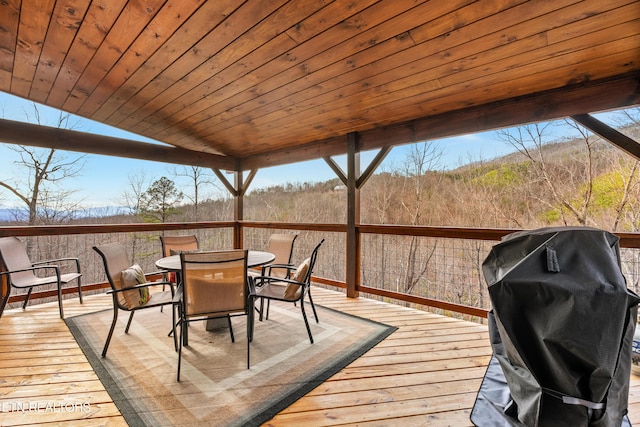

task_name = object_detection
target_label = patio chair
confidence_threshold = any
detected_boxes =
[160,235,199,257]
[159,234,200,304]
[176,250,254,380]
[248,233,297,279]
[253,239,323,344]
[93,243,177,357]
[0,236,83,319]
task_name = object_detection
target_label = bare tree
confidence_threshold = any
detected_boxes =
[118,171,155,258]
[497,121,601,227]
[122,171,151,219]
[360,165,401,296]
[398,142,443,299]
[400,141,443,226]
[171,166,220,221]
[0,105,86,226]
[606,108,640,232]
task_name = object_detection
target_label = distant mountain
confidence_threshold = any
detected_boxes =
[73,206,130,218]
[0,208,27,222]
[0,206,129,222]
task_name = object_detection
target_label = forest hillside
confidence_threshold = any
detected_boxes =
[152,121,640,234]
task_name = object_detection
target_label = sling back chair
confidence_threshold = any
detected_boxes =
[159,234,200,305]
[248,233,297,279]
[176,250,254,380]
[160,235,199,257]
[93,243,177,357]
[159,234,199,284]
[0,236,82,319]
[253,239,323,344]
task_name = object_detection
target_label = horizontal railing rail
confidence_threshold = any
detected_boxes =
[2,221,639,320]
[0,222,236,237]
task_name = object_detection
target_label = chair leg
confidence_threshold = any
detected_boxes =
[77,277,83,304]
[22,287,33,309]
[102,305,119,357]
[171,303,178,352]
[300,301,313,344]
[248,305,254,344]
[265,299,271,320]
[56,281,64,319]
[0,286,11,319]
[227,315,235,343]
[160,273,172,312]
[183,313,189,347]
[168,296,179,338]
[247,297,254,369]
[307,289,319,323]
[124,311,135,333]
[177,318,184,381]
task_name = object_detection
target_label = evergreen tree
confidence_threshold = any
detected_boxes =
[140,177,184,223]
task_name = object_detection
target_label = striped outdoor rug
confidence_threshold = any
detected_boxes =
[66,300,395,427]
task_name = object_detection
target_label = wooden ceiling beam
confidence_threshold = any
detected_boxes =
[241,73,640,171]
[0,118,237,170]
[571,113,640,161]
[358,72,640,151]
[240,135,347,170]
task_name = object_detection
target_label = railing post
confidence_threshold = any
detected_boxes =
[346,132,360,298]
[233,171,243,249]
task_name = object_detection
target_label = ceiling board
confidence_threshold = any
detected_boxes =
[0,0,638,170]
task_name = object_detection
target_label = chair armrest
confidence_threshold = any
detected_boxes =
[144,269,167,277]
[107,280,174,296]
[247,276,257,296]
[32,257,81,273]
[140,280,175,296]
[0,265,60,276]
[32,257,78,265]
[253,275,304,287]
[263,263,295,269]
[262,263,295,277]
[172,284,183,303]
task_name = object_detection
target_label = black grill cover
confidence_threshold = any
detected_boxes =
[471,227,640,426]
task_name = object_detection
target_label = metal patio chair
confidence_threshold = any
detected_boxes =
[253,239,324,344]
[159,234,200,300]
[248,233,297,280]
[0,236,83,319]
[160,235,199,258]
[176,250,254,380]
[93,243,177,357]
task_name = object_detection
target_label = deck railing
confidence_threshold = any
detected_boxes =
[2,222,640,321]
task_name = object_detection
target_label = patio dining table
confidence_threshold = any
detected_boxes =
[154,250,275,272]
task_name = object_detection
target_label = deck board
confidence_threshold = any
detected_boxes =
[0,287,638,426]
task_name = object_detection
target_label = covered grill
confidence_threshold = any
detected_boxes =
[471,227,640,426]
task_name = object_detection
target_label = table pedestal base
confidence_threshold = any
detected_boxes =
[205,317,228,331]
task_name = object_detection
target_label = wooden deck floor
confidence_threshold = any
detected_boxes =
[1,287,639,426]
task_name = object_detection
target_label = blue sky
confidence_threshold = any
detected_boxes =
[0,92,625,208]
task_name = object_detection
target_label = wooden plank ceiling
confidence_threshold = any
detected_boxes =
[0,0,639,171]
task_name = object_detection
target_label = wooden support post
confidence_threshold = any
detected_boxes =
[233,171,243,249]
[346,132,360,298]
[213,168,258,250]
